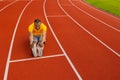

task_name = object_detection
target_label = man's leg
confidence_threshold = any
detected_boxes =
[37,46,43,57]
[37,36,45,57]
[31,36,38,57]
[32,42,38,57]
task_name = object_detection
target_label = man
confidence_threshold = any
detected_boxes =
[28,19,47,57]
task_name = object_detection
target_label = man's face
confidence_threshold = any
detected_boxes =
[34,22,41,30]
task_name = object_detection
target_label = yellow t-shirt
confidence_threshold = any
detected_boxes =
[28,23,47,36]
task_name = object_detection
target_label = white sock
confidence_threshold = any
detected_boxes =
[32,47,37,57]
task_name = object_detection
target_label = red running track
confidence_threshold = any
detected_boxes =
[0,0,120,80]
[0,0,15,10]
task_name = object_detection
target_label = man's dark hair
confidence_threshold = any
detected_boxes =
[34,19,41,23]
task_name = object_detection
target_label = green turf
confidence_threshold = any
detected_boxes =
[84,0,120,17]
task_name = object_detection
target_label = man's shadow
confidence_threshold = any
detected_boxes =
[22,38,33,57]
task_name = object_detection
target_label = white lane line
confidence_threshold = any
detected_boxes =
[69,0,120,32]
[10,54,65,63]
[0,0,17,12]
[3,1,32,80]
[79,0,120,22]
[47,15,67,17]
[43,0,83,80]
[58,0,120,57]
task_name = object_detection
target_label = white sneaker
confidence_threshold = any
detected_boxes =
[32,47,37,57]
[37,47,43,57]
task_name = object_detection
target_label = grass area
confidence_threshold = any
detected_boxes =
[84,0,120,17]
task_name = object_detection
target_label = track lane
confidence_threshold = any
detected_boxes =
[0,0,17,12]
[48,14,120,80]
[71,0,120,30]
[70,0,120,32]
[11,0,63,60]
[0,1,10,9]
[8,56,78,80]
[44,0,82,79]
[0,0,13,10]
[59,0,120,55]
[3,1,32,80]
[58,0,120,79]
[7,0,76,80]
[0,1,29,80]
[44,0,120,79]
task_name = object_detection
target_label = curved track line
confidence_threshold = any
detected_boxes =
[69,0,120,32]
[3,1,32,80]
[80,0,120,21]
[57,0,120,57]
[81,0,120,21]
[43,0,83,80]
[0,0,17,12]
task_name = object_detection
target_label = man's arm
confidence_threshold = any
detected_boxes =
[41,31,46,43]
[29,32,33,45]
[38,31,46,47]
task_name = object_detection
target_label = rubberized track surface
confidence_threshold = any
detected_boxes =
[0,0,120,80]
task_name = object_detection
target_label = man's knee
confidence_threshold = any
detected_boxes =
[37,42,46,48]
[31,41,37,48]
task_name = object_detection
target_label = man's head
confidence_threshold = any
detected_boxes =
[34,19,41,30]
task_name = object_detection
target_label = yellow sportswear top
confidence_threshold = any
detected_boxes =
[28,23,47,36]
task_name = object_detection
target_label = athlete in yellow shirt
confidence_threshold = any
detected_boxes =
[28,19,47,57]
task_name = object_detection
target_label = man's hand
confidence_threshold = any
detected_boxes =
[30,42,33,48]
[38,42,44,47]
